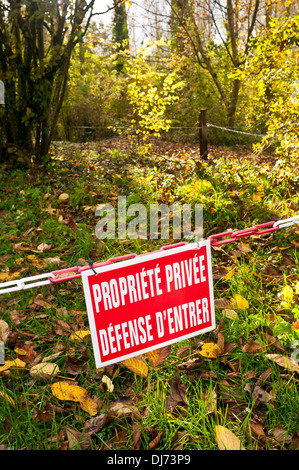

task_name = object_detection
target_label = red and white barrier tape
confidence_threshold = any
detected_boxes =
[0,215,298,295]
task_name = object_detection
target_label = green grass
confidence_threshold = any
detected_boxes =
[0,139,298,450]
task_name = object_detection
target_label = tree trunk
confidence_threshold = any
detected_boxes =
[227,78,241,128]
[168,0,259,129]
[0,0,99,166]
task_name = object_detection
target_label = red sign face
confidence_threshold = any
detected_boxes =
[82,241,215,368]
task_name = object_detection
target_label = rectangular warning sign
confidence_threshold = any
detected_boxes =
[82,241,215,368]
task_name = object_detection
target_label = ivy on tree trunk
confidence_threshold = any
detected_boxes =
[0,0,107,165]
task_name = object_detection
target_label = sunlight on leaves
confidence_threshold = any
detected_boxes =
[280,285,293,308]
[230,294,249,310]
[122,355,148,377]
[69,330,91,341]
[199,343,222,358]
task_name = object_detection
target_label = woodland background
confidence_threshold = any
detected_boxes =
[0,0,299,160]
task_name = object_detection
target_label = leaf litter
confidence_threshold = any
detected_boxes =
[0,139,298,450]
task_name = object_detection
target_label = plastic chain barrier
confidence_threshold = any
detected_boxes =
[0,216,298,295]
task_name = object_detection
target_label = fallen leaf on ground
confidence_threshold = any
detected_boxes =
[237,242,252,253]
[132,422,142,450]
[33,293,52,309]
[32,406,54,422]
[0,320,10,344]
[281,285,293,302]
[230,294,249,310]
[36,243,52,252]
[81,411,116,450]
[65,427,82,449]
[0,390,15,406]
[224,267,235,280]
[242,341,264,354]
[273,426,292,444]
[248,421,266,441]
[252,384,273,405]
[266,354,299,374]
[199,342,222,358]
[146,345,171,367]
[58,193,69,201]
[102,374,114,393]
[222,308,238,320]
[110,401,140,419]
[166,376,188,417]
[30,362,60,381]
[215,425,245,450]
[0,358,26,373]
[15,342,36,362]
[122,355,148,377]
[69,330,91,341]
[149,431,163,450]
[214,298,232,309]
[51,381,98,416]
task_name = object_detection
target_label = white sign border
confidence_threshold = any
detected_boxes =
[81,240,215,368]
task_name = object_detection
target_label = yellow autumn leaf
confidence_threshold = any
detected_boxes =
[0,390,15,406]
[199,343,221,358]
[51,381,97,416]
[122,355,148,377]
[282,285,293,303]
[215,425,245,450]
[295,282,299,295]
[80,396,98,416]
[0,271,20,282]
[14,346,28,356]
[70,330,91,341]
[224,267,235,280]
[0,358,26,372]
[26,254,46,269]
[252,193,262,202]
[230,294,249,310]
[51,381,87,402]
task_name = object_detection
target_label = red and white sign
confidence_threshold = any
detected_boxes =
[82,241,215,368]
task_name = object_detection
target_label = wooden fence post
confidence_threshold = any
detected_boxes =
[199,109,208,160]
